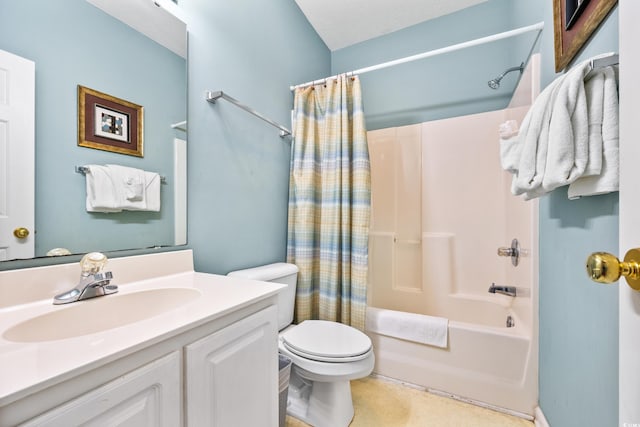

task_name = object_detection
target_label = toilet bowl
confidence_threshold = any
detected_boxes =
[227,263,374,427]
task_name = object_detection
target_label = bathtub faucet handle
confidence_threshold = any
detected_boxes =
[497,238,520,266]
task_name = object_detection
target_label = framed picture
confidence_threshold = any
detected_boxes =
[553,0,617,72]
[78,85,144,157]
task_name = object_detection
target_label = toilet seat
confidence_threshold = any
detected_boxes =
[281,320,372,363]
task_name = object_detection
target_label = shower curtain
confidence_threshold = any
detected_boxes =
[287,74,371,330]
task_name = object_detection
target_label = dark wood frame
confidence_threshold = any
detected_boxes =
[78,85,144,157]
[553,0,617,72]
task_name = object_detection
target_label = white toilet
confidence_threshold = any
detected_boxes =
[228,263,374,427]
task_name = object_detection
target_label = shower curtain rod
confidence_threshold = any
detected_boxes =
[205,90,292,137]
[290,22,545,91]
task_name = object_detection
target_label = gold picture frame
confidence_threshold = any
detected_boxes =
[78,85,144,157]
[553,0,618,72]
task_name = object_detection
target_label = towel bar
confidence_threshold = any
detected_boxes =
[75,166,167,183]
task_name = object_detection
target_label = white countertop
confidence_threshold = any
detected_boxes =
[0,251,284,406]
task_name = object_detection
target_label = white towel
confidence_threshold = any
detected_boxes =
[499,120,520,173]
[541,59,592,192]
[106,164,147,210]
[85,164,161,212]
[85,165,122,213]
[568,66,619,199]
[144,171,161,212]
[509,54,619,200]
[581,67,606,177]
[511,73,566,197]
[365,307,448,348]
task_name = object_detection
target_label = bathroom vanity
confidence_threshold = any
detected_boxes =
[0,250,284,426]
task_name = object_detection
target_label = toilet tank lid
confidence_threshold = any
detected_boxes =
[227,262,298,281]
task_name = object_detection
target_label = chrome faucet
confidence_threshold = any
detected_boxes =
[53,252,117,305]
[488,283,517,297]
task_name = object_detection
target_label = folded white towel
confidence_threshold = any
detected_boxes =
[85,164,161,213]
[499,119,519,139]
[568,66,619,199]
[144,171,161,212]
[365,307,448,348]
[106,164,148,210]
[581,67,606,177]
[85,165,122,213]
[499,120,520,173]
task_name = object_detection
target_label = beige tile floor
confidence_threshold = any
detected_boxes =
[285,376,534,427]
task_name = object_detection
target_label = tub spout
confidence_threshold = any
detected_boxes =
[488,283,517,297]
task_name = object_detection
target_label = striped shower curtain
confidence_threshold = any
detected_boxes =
[286,74,371,331]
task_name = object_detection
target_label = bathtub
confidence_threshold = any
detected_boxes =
[364,55,540,418]
[365,300,537,417]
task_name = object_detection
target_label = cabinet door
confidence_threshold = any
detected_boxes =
[21,351,181,427]
[185,306,278,427]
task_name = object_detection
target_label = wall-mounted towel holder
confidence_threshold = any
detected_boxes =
[205,90,292,138]
[75,166,167,183]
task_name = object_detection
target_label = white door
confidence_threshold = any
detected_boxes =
[618,1,640,425]
[0,49,35,261]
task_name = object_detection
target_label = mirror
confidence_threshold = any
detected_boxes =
[0,0,187,262]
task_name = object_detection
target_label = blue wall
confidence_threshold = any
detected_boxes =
[535,5,619,427]
[0,0,186,258]
[331,0,534,130]
[332,1,619,425]
[180,0,330,274]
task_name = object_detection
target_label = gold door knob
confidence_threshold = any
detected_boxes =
[586,248,640,291]
[13,227,30,239]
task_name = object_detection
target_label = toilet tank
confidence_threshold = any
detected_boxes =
[227,263,298,331]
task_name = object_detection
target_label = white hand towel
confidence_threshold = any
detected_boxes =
[365,307,448,348]
[541,59,591,192]
[568,66,619,199]
[85,165,122,213]
[144,171,161,212]
[499,120,520,173]
[499,119,519,139]
[581,68,606,177]
[106,164,148,210]
[85,165,161,212]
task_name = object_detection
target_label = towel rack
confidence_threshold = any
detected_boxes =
[205,90,292,138]
[171,120,187,132]
[585,53,618,79]
[75,166,167,183]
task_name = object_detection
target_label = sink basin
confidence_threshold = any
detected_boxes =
[3,288,201,342]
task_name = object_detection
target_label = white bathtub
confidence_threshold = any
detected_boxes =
[365,302,537,417]
[365,55,540,418]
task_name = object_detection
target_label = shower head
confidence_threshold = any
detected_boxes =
[487,62,525,90]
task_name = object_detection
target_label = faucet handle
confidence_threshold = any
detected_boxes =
[497,238,520,266]
[80,252,108,276]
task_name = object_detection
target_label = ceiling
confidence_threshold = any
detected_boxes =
[87,0,187,58]
[294,0,488,51]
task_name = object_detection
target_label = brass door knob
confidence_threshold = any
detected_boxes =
[586,248,640,291]
[13,227,30,239]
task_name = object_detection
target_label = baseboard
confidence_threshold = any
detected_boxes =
[371,374,535,421]
[534,406,550,427]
